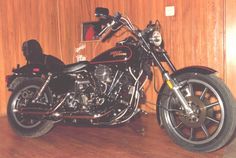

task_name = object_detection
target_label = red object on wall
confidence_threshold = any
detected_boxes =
[85,26,95,40]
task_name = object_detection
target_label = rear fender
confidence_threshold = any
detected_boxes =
[13,64,49,75]
[7,64,48,91]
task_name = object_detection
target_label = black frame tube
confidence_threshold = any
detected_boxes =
[162,52,176,72]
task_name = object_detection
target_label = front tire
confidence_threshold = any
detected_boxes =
[158,73,236,152]
[7,78,54,138]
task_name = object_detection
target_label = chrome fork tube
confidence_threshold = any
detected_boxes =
[163,72,194,116]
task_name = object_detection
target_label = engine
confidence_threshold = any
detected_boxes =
[64,64,133,113]
[65,70,99,112]
[93,64,133,105]
[94,64,113,83]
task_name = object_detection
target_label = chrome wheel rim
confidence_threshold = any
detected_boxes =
[12,85,49,129]
[164,79,225,144]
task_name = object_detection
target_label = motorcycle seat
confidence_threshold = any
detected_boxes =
[62,61,89,73]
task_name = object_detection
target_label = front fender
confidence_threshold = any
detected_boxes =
[170,66,216,77]
[156,66,217,126]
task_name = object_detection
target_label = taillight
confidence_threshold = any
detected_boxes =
[33,68,40,72]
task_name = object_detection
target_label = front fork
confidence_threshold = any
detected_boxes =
[151,50,194,117]
[162,72,194,116]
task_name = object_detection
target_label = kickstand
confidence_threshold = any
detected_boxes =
[127,110,149,136]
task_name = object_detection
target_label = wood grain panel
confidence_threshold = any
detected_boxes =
[0,0,61,116]
[0,0,232,116]
[168,0,224,76]
[225,0,236,95]
[0,0,7,115]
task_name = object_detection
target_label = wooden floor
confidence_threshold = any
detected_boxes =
[0,114,227,158]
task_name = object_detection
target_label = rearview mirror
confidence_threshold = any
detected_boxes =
[95,7,109,18]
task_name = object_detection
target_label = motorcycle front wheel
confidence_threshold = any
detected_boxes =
[158,73,236,152]
[7,78,54,138]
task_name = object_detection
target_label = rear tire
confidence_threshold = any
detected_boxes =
[7,78,54,138]
[158,73,236,152]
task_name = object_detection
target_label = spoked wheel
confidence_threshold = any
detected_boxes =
[159,73,236,152]
[7,79,54,137]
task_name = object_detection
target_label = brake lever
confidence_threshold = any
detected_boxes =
[98,12,122,41]
[98,20,116,38]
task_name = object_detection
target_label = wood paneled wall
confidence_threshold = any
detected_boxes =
[225,0,236,101]
[0,0,235,116]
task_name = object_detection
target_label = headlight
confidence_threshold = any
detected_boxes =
[150,30,162,46]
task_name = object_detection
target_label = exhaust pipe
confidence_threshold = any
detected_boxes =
[16,92,113,120]
[17,93,71,117]
[16,105,113,120]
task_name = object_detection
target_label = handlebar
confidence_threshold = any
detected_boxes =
[97,20,115,37]
[96,10,157,52]
[113,12,122,23]
[97,12,137,42]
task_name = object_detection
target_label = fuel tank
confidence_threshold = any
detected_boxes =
[90,46,133,65]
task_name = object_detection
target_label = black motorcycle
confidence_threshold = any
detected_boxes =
[6,8,236,152]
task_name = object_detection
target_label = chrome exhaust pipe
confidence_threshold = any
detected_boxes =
[17,105,113,120]
[18,93,71,116]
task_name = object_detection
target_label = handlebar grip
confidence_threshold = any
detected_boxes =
[113,12,121,22]
[99,19,117,35]
[97,12,122,41]
[98,26,108,37]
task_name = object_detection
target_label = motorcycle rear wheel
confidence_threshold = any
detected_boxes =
[7,78,54,138]
[159,73,236,152]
